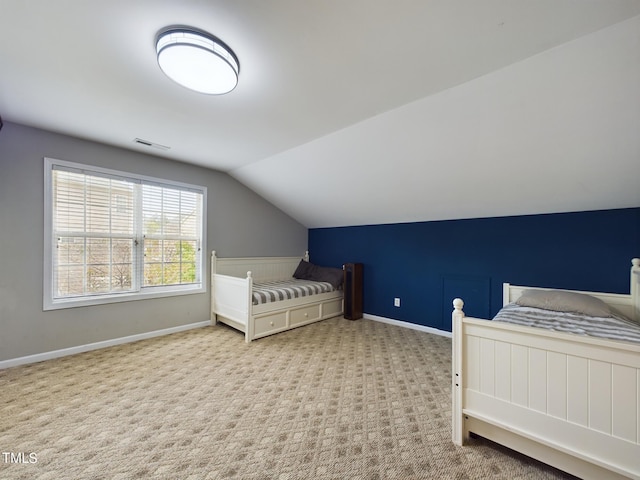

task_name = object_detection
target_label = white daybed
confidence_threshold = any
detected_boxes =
[452,258,640,480]
[211,251,344,342]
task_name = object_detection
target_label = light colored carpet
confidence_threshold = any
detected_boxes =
[0,317,575,479]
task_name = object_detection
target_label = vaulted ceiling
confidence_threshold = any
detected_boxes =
[1,1,639,227]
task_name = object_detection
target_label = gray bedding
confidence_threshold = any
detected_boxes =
[493,303,640,345]
[252,279,336,305]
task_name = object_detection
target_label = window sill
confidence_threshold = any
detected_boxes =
[43,285,206,311]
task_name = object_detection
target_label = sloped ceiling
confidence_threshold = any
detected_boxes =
[1,1,639,228]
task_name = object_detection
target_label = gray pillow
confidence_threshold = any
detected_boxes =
[515,289,612,317]
[293,260,343,289]
[310,266,344,289]
[293,259,315,279]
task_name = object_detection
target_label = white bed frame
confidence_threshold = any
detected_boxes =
[211,251,344,342]
[452,258,640,480]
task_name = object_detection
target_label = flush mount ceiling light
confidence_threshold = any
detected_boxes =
[156,27,239,95]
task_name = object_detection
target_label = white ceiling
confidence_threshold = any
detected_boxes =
[1,1,639,227]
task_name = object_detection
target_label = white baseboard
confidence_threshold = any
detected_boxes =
[2,316,446,370]
[364,314,452,338]
[0,320,212,370]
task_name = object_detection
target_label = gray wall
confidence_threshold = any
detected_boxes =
[0,122,307,361]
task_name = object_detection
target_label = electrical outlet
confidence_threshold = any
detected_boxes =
[394,297,401,307]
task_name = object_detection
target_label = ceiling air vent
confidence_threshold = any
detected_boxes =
[133,138,170,151]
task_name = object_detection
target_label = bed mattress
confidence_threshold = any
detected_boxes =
[252,279,336,305]
[494,303,640,345]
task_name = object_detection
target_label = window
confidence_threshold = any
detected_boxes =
[44,158,206,310]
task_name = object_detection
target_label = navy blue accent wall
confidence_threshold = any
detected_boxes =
[309,208,640,332]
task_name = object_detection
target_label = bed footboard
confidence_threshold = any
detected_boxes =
[212,273,252,331]
[452,299,640,480]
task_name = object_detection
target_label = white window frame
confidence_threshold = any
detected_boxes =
[44,157,207,310]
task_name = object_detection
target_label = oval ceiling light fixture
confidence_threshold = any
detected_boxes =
[156,26,239,95]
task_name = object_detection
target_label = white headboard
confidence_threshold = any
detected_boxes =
[632,257,640,321]
[211,251,309,283]
[503,258,640,322]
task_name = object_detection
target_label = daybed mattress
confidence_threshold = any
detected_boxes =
[252,279,336,305]
[494,303,640,345]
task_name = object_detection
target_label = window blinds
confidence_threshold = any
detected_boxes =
[50,163,203,301]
